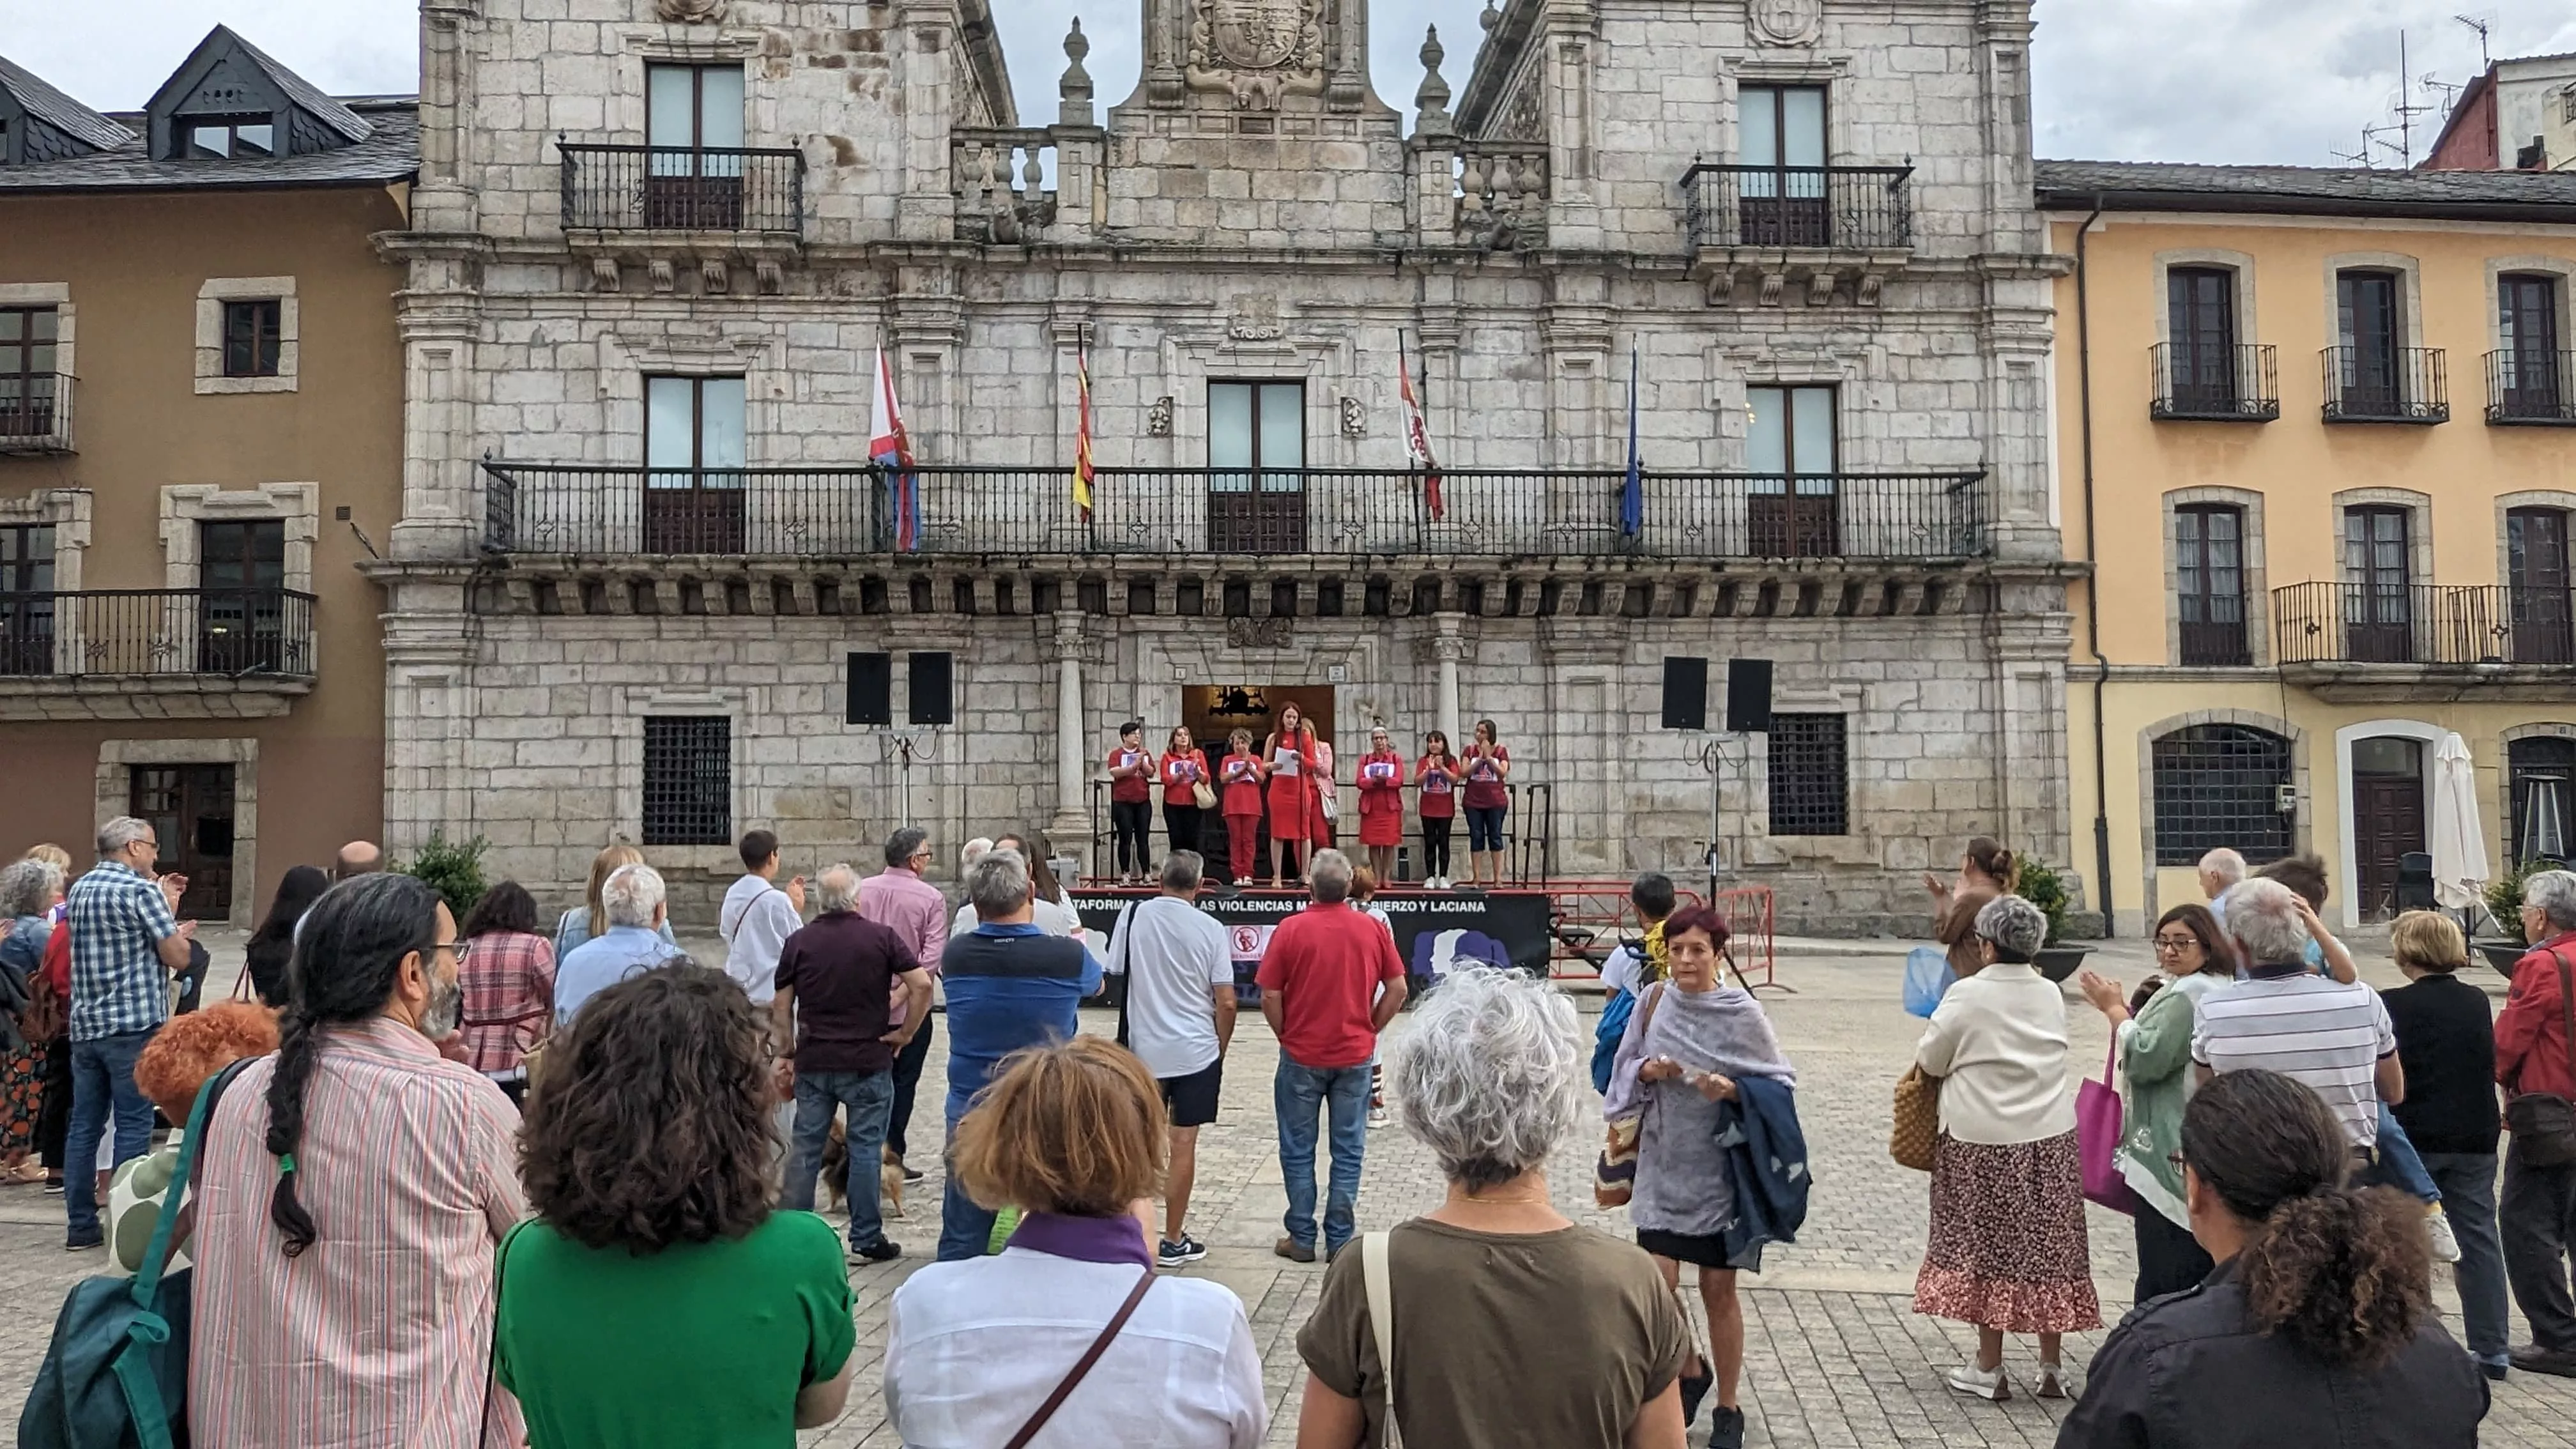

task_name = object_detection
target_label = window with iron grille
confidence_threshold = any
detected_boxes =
[2175,504,2248,666]
[642,716,731,845]
[2150,724,2291,866]
[2509,736,2576,868]
[1767,714,1848,836]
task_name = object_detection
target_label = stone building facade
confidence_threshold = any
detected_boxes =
[376,0,2074,930]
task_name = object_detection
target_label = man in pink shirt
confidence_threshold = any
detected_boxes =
[858,826,948,1177]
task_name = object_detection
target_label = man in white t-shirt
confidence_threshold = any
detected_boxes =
[719,829,807,1006]
[1104,848,1236,1268]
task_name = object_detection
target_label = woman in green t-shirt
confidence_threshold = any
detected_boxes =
[497,967,856,1448]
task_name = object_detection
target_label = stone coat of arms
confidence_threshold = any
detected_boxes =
[1186,0,1326,109]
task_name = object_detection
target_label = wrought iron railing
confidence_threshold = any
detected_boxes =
[2150,342,2280,422]
[0,371,73,453]
[2320,346,2447,423]
[2273,581,2576,667]
[0,588,316,678]
[2179,617,2252,668]
[2487,349,2576,425]
[479,461,1990,560]
[1680,164,1912,250]
[557,142,805,233]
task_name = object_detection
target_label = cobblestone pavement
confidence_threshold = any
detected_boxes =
[6,933,2574,1446]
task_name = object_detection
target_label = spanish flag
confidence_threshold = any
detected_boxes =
[1074,345,1095,523]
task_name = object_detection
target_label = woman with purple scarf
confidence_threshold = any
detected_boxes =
[1602,905,1797,1449]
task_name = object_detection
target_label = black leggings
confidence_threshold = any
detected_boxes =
[1420,817,1453,880]
[1162,802,1203,862]
[1111,799,1152,872]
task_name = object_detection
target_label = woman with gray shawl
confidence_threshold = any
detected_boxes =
[1602,904,1794,1449]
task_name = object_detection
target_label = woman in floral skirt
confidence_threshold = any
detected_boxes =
[1912,894,2099,1401]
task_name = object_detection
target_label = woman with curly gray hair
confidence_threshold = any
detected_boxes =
[1911,893,2098,1402]
[1294,967,1691,1449]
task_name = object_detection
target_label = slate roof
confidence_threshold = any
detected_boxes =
[0,98,415,192]
[0,52,136,152]
[178,25,374,146]
[2034,159,2576,223]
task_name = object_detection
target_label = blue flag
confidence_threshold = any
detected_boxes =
[1620,347,1643,537]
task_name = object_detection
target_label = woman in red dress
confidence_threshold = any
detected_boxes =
[1354,724,1407,885]
[1260,701,1320,885]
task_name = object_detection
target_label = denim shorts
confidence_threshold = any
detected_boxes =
[1466,805,1507,852]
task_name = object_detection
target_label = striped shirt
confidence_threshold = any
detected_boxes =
[189,1016,527,1449]
[63,860,179,1041]
[2192,967,2397,1147]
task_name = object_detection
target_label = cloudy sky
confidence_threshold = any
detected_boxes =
[3,0,2572,166]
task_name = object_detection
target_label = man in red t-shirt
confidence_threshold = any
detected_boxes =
[1256,849,1407,1262]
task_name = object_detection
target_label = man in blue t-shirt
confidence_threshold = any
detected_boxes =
[935,847,1102,1261]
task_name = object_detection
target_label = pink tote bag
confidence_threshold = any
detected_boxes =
[2076,1038,2140,1215]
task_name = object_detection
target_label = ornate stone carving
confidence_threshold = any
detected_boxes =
[1749,0,1823,47]
[1186,0,1325,110]
[1147,396,1174,436]
[1497,68,1545,141]
[1225,617,1296,647]
[1339,395,1366,436]
[654,0,724,22]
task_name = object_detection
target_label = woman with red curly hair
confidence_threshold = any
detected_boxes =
[107,1001,280,1273]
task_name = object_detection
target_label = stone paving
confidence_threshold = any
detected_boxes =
[6,932,2575,1446]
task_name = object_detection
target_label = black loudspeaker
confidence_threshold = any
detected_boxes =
[908,650,954,725]
[1660,657,1708,730]
[846,652,891,725]
[1726,658,1773,733]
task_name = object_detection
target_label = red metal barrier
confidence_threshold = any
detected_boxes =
[1712,885,1780,990]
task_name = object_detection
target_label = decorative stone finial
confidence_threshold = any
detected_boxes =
[1413,26,1453,136]
[1479,1,1500,33]
[1059,17,1096,127]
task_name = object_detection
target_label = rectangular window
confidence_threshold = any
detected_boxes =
[185,116,275,159]
[1738,86,1827,245]
[1206,381,1306,553]
[196,519,288,674]
[0,523,57,677]
[2510,736,2576,866]
[2341,506,2412,663]
[647,65,747,153]
[1745,385,1839,557]
[2509,507,2575,665]
[221,299,282,378]
[2334,270,2404,415]
[642,374,747,553]
[2174,504,2248,666]
[2499,273,2565,419]
[1766,713,1848,836]
[2166,266,2239,402]
[641,716,732,845]
[0,305,59,438]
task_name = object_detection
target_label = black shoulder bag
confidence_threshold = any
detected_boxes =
[2504,949,2576,1168]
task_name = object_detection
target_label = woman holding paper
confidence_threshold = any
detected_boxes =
[1218,729,1266,884]
[1158,724,1212,863]
[1260,701,1321,885]
[1354,725,1407,884]
[1106,720,1154,885]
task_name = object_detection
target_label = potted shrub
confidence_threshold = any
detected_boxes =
[2017,858,2092,983]
[396,830,491,921]
[2476,858,2561,973]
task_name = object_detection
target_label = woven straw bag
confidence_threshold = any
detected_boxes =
[1890,1064,1942,1172]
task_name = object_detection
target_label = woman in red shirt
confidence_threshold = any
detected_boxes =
[1354,724,1407,885]
[1261,701,1321,885]
[1416,730,1462,889]
[1157,724,1211,865]
[1106,721,1153,884]
[1218,728,1266,885]
[1462,719,1513,887]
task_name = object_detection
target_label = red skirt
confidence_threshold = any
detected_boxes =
[1266,775,1310,841]
[1358,796,1402,847]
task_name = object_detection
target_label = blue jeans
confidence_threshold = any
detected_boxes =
[2375,1105,2440,1202]
[1276,1057,1371,1254]
[936,1098,998,1262]
[783,1068,894,1252]
[65,1028,158,1242]
[2420,1151,2510,1362]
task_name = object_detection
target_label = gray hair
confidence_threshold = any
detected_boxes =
[968,848,1031,919]
[2526,869,2576,932]
[1974,894,2048,963]
[2225,877,2309,965]
[0,858,63,918]
[1160,850,1204,894]
[1308,848,1354,905]
[813,864,862,914]
[1389,967,1589,1190]
[884,827,928,870]
[961,837,993,871]
[599,862,666,929]
[2198,848,2247,887]
[96,815,153,857]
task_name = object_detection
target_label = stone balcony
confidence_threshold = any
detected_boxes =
[0,372,75,456]
[1680,163,1915,308]
[555,141,805,288]
[0,587,317,720]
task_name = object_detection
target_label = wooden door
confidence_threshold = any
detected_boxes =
[2511,507,2575,664]
[2336,271,2402,415]
[2342,506,2412,663]
[198,520,285,673]
[130,763,234,918]
[2500,273,2563,418]
[0,523,54,675]
[2350,736,2425,923]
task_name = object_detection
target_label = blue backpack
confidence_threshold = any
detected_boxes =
[1592,986,1636,1093]
[19,1058,251,1449]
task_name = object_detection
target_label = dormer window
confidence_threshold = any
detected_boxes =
[142,26,371,163]
[185,116,275,159]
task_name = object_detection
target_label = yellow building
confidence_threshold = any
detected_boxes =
[2041,162,2576,935]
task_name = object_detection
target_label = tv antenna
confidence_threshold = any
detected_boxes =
[2455,13,2492,72]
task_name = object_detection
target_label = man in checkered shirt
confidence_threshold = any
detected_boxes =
[62,815,197,1252]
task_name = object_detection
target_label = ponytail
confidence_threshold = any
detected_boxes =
[264,1005,323,1254]
[2239,1183,2432,1369]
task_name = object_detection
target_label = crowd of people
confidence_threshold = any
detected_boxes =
[6,814,2574,1448]
[1107,712,1515,889]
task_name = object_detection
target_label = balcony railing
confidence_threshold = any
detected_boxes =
[2321,346,2447,423]
[2488,349,2576,425]
[2179,617,2252,668]
[2150,342,2280,422]
[0,588,317,678]
[0,371,74,454]
[557,142,805,234]
[480,462,1989,560]
[2273,581,2576,667]
[1679,164,1912,250]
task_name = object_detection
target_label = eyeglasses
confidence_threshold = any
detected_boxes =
[431,940,471,968]
[2154,935,2200,953]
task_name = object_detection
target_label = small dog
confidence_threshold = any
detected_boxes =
[818,1117,908,1218]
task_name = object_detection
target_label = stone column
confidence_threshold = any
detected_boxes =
[1434,613,1464,746]
[1050,611,1089,861]
[896,0,958,243]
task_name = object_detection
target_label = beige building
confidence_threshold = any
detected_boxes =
[0,29,412,923]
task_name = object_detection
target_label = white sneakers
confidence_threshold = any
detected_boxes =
[2427,1204,2463,1264]
[1945,1362,2068,1402]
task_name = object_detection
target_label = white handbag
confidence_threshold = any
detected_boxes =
[1361,1230,1405,1448]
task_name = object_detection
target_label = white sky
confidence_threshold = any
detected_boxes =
[2,0,2572,166]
